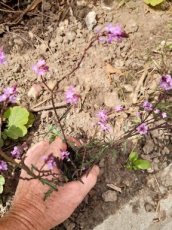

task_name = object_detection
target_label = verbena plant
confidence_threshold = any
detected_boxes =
[0,24,172,199]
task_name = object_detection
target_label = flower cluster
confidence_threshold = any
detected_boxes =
[98,24,127,44]
[0,48,6,64]
[160,75,172,91]
[0,86,17,103]
[43,153,56,170]
[32,59,49,76]
[11,146,23,159]
[65,86,79,105]
[143,101,153,111]
[136,123,148,135]
[61,150,70,160]
[0,160,8,172]
[97,110,110,132]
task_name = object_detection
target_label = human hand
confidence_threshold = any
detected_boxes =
[6,138,99,230]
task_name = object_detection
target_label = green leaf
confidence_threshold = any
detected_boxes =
[134,159,151,170]
[4,106,29,127]
[0,175,5,186]
[3,106,30,139]
[144,0,164,6]
[129,152,138,162]
[0,185,3,194]
[4,125,27,139]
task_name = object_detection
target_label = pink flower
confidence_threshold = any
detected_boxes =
[160,75,172,91]
[162,112,167,118]
[3,87,16,96]
[32,59,49,76]
[11,146,23,159]
[61,150,70,160]
[43,154,56,170]
[98,121,110,132]
[154,109,160,114]
[0,94,8,102]
[143,101,153,111]
[136,123,148,135]
[65,86,79,105]
[97,110,108,122]
[98,24,127,44]
[0,48,6,64]
[0,86,17,104]
[0,160,8,171]
[114,105,124,112]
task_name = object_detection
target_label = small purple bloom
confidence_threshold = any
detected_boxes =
[0,86,17,104]
[114,105,124,112]
[136,123,148,135]
[97,110,108,122]
[43,153,56,170]
[0,160,8,171]
[65,86,79,105]
[0,94,8,102]
[9,94,17,103]
[0,48,6,64]
[11,146,23,159]
[61,150,70,160]
[162,112,167,118]
[3,87,16,97]
[99,24,127,43]
[143,101,153,111]
[32,59,49,76]
[154,109,160,114]
[98,121,110,132]
[160,75,172,91]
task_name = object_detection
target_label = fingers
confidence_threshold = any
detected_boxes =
[65,165,100,203]
[47,137,67,158]
[79,165,100,195]
[67,136,81,147]
[24,141,49,166]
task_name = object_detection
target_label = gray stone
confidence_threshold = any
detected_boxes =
[85,11,97,31]
[125,19,139,34]
[104,92,121,107]
[102,190,117,202]
[143,139,154,154]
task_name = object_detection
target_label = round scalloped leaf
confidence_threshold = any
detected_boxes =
[144,0,164,6]
[4,106,29,127]
[4,125,27,139]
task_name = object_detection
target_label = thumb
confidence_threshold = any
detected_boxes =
[70,165,100,200]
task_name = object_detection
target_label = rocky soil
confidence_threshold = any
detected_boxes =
[0,0,172,229]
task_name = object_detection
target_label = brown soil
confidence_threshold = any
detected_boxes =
[0,0,172,229]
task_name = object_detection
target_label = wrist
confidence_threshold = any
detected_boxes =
[0,212,33,230]
[0,201,50,230]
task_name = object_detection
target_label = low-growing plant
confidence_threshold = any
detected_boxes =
[0,23,172,200]
[126,151,151,170]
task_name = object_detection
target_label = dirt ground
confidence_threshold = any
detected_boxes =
[0,0,172,229]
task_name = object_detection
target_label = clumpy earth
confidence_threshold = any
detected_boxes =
[0,0,172,229]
